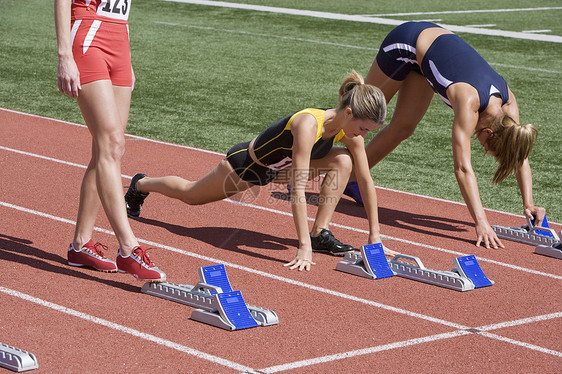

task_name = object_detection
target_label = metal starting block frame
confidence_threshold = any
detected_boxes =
[492,217,559,246]
[534,241,562,260]
[336,245,493,292]
[389,254,493,291]
[0,343,38,372]
[141,264,278,331]
[336,243,396,279]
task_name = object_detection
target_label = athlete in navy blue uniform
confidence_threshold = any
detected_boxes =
[351,21,543,249]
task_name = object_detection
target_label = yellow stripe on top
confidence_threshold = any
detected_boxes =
[252,108,346,167]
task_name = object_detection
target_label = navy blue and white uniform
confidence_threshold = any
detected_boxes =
[376,21,509,112]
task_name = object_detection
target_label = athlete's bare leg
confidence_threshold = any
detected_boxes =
[75,80,139,256]
[136,159,255,205]
[364,67,435,169]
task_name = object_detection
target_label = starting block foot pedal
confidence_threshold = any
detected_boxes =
[453,255,494,288]
[534,241,562,260]
[198,264,233,293]
[388,254,493,291]
[191,290,259,330]
[141,264,278,330]
[336,243,395,279]
[0,343,38,372]
[492,216,559,246]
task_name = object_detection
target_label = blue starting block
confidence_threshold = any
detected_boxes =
[336,249,494,291]
[141,264,278,331]
[214,291,259,330]
[199,264,234,293]
[453,255,494,288]
[492,216,559,246]
[336,243,396,279]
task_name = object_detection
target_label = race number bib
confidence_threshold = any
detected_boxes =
[97,0,130,21]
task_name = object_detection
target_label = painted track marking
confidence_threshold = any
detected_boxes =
[160,0,562,43]
[1,109,561,370]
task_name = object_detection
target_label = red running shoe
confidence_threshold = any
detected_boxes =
[116,246,166,282]
[68,239,118,272]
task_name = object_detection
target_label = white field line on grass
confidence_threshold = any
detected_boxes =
[0,286,258,373]
[1,202,561,371]
[2,145,560,281]
[160,0,562,43]
[154,21,561,75]
[365,7,562,17]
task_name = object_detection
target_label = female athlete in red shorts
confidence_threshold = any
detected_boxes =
[55,0,165,281]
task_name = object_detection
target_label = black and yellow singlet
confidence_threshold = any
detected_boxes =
[226,108,345,186]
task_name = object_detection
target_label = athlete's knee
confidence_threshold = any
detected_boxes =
[333,151,353,171]
[177,182,206,205]
[96,131,126,162]
[387,121,417,142]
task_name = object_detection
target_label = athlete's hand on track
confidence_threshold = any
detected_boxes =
[57,55,81,98]
[475,222,504,249]
[284,249,316,271]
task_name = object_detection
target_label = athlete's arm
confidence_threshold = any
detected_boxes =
[341,135,398,257]
[341,135,381,242]
[54,0,81,98]
[449,83,504,249]
[504,88,546,223]
[284,113,317,271]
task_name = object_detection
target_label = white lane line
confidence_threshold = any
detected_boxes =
[1,127,561,282]
[1,143,559,281]
[258,330,471,373]
[478,311,562,332]
[0,286,258,373]
[159,0,562,43]
[155,21,379,51]
[480,331,562,357]
[365,7,562,17]
[155,21,560,73]
[0,200,467,330]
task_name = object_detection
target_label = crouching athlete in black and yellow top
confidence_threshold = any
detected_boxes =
[125,71,397,271]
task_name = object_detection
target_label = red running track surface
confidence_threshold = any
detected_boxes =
[0,108,560,373]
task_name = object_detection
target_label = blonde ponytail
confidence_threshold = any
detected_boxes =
[480,115,538,184]
[338,70,386,124]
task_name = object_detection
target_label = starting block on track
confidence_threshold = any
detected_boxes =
[335,243,396,279]
[388,254,493,291]
[492,216,559,246]
[336,245,493,291]
[534,241,562,260]
[0,343,38,372]
[141,264,278,331]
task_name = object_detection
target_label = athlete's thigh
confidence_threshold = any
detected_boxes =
[77,80,129,137]
[390,72,434,130]
[112,85,132,132]
[365,59,402,104]
[193,159,255,201]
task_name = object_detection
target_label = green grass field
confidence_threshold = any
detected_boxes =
[1,0,561,222]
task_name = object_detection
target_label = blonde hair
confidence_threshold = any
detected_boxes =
[475,114,538,184]
[338,70,386,124]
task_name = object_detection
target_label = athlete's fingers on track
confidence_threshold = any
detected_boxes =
[284,258,315,271]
